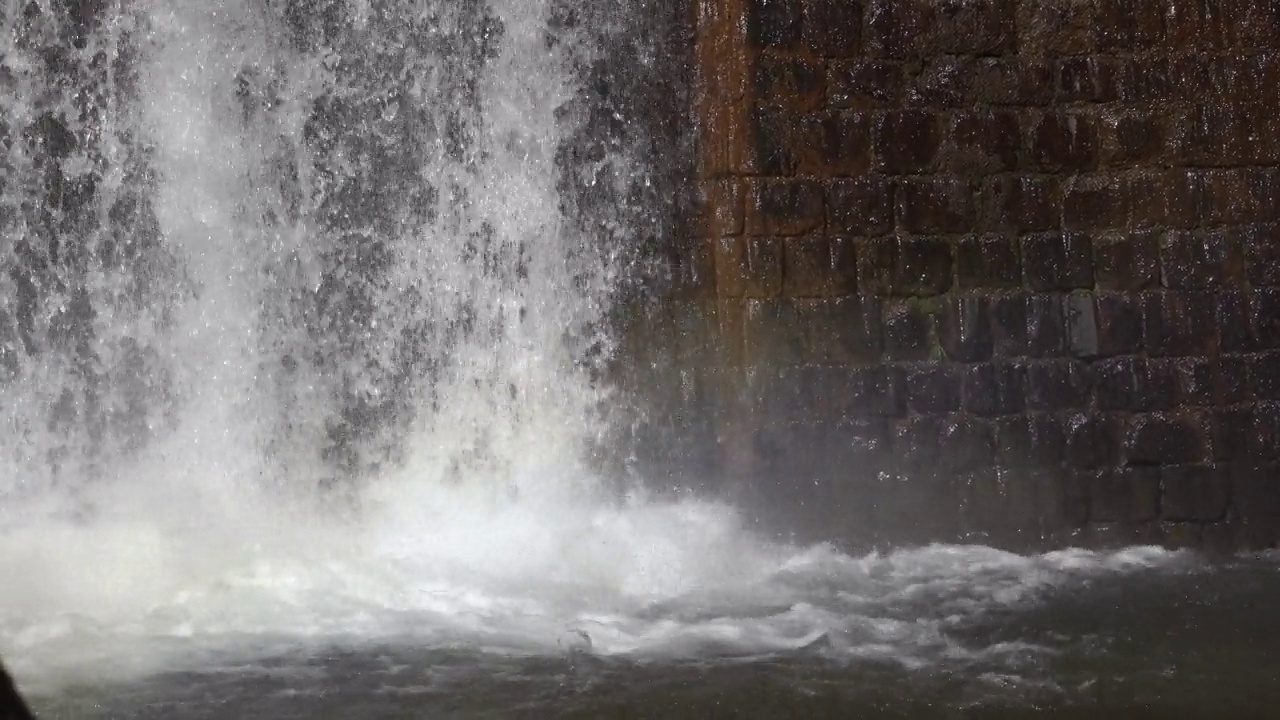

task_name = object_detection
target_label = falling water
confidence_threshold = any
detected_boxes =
[0,0,1210,714]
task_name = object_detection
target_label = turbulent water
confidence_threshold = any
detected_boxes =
[0,1,1269,717]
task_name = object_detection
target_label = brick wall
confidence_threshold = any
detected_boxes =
[620,0,1280,552]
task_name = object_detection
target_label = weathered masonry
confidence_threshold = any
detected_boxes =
[619,0,1280,552]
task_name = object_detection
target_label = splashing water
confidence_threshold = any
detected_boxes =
[0,0,1196,704]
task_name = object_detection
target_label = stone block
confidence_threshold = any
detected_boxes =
[1023,232,1094,291]
[1065,293,1099,359]
[933,0,1015,54]
[1095,356,1179,412]
[1251,351,1280,401]
[754,56,825,112]
[964,362,1026,417]
[1219,290,1260,353]
[1244,223,1280,286]
[802,0,862,56]
[1254,290,1280,350]
[1101,111,1169,167]
[827,177,894,235]
[746,0,802,50]
[1065,413,1123,468]
[827,60,902,109]
[980,176,1059,234]
[1130,57,1175,101]
[1029,111,1099,172]
[1210,406,1274,462]
[1094,231,1159,291]
[906,57,971,108]
[1093,0,1166,49]
[996,414,1065,468]
[838,365,906,419]
[747,179,824,236]
[1232,464,1280,540]
[1016,0,1096,55]
[1158,230,1241,289]
[1125,413,1207,466]
[1095,293,1146,353]
[948,110,1020,173]
[875,110,942,174]
[866,0,933,58]
[992,292,1066,358]
[799,111,873,176]
[1170,357,1216,406]
[938,415,997,472]
[1218,354,1251,404]
[957,235,1022,289]
[905,365,961,415]
[669,238,718,300]
[696,178,744,238]
[744,299,806,366]
[749,107,801,175]
[800,296,884,364]
[940,294,993,362]
[897,177,975,234]
[1088,467,1160,523]
[882,299,935,361]
[893,416,944,472]
[1160,465,1229,522]
[1057,56,1131,103]
[715,236,783,298]
[783,235,830,298]
[1142,291,1217,357]
[1025,360,1092,411]
[860,236,954,297]
[1062,174,1129,231]
[969,57,1054,105]
[1156,169,1201,230]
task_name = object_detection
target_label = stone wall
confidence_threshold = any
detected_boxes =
[619,0,1280,552]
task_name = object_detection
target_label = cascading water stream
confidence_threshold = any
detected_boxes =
[0,0,1195,708]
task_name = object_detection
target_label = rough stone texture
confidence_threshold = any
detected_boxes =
[621,0,1280,553]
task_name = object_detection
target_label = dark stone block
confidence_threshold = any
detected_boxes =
[898,177,975,234]
[933,0,1015,54]
[1095,293,1144,355]
[1126,413,1207,466]
[1089,467,1161,523]
[749,108,801,175]
[1171,357,1216,406]
[1232,464,1280,541]
[893,416,943,472]
[957,235,1021,289]
[875,110,942,174]
[802,0,863,56]
[744,300,806,366]
[1094,0,1166,49]
[747,0,803,50]
[1219,355,1251,404]
[940,294,993,362]
[860,236,954,296]
[838,365,906,419]
[1057,55,1132,103]
[799,111,872,176]
[939,415,996,472]
[800,296,884,364]
[882,300,935,361]
[905,365,961,415]
[1095,357,1179,412]
[906,56,971,108]
[866,0,933,58]
[827,177,894,236]
[1244,223,1280,287]
[1026,360,1092,411]
[828,60,902,109]
[1094,231,1159,291]
[950,110,1020,173]
[1023,232,1094,291]
[981,176,1059,234]
[1255,290,1280,350]
[1063,175,1129,231]
[1016,0,1096,55]
[1065,413,1123,468]
[1159,230,1241,289]
[996,414,1065,468]
[965,362,1027,417]
[1103,112,1168,167]
[1161,465,1229,522]
[970,57,1055,105]
[1143,291,1216,357]
[1219,290,1259,353]
[783,236,833,298]
[747,179,824,236]
[992,293,1066,358]
[1030,112,1099,172]
[755,56,825,112]
[697,179,745,239]
[715,237,783,298]
[1251,351,1280,401]
[1065,293,1099,359]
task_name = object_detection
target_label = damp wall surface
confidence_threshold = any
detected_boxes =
[618,0,1280,553]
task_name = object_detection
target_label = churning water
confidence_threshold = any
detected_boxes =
[0,1,1275,717]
